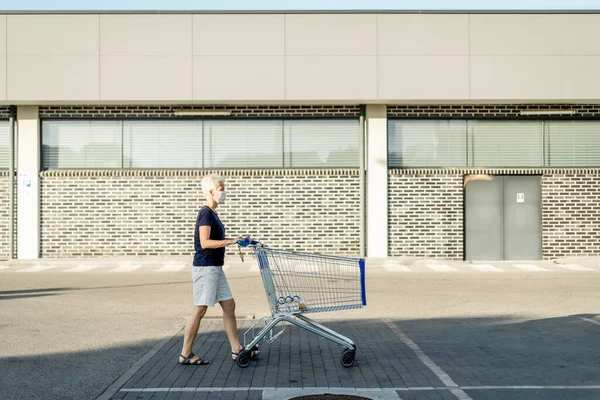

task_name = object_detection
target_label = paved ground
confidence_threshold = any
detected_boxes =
[2,255,599,274]
[0,256,599,400]
[109,314,600,400]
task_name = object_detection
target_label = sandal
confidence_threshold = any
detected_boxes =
[231,346,260,361]
[178,353,209,365]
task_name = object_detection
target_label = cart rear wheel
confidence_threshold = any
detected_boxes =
[236,350,251,368]
[340,348,355,367]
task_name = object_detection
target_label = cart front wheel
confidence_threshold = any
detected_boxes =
[236,350,251,368]
[340,348,355,367]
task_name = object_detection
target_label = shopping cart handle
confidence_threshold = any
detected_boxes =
[237,238,260,247]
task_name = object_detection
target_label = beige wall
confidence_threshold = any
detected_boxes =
[2,12,600,103]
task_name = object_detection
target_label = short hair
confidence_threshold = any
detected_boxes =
[201,174,225,197]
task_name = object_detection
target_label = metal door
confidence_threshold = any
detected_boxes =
[465,175,541,260]
[465,176,503,260]
[503,176,542,260]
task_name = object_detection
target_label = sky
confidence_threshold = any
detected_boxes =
[1,0,600,11]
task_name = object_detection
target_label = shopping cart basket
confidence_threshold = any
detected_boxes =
[234,239,366,368]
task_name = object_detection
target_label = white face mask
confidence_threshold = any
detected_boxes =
[214,191,226,204]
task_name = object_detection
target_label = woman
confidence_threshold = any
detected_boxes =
[178,174,259,365]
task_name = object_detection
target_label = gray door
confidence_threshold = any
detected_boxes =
[465,175,541,260]
[465,176,503,260]
[503,176,542,260]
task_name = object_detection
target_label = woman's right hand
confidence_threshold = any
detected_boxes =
[230,236,244,246]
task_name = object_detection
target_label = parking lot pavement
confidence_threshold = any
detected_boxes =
[103,312,600,400]
[2,255,599,275]
[0,265,599,400]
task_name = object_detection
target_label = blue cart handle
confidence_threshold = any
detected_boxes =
[237,238,260,247]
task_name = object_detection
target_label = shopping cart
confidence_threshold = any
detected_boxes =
[234,239,366,368]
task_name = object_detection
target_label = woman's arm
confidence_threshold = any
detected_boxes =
[199,225,241,249]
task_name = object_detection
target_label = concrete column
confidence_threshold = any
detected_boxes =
[366,105,388,257]
[17,106,40,259]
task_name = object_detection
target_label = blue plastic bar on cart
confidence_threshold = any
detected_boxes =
[359,258,366,306]
[237,238,260,247]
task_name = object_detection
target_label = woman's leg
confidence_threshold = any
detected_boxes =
[220,298,260,359]
[219,298,243,353]
[180,305,208,361]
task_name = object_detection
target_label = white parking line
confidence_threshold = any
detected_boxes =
[470,264,503,272]
[462,385,600,390]
[110,264,142,272]
[0,266,9,270]
[425,263,458,272]
[555,264,596,271]
[17,266,55,273]
[578,316,600,326]
[383,263,411,272]
[249,262,260,272]
[383,319,473,400]
[156,264,187,272]
[64,265,100,273]
[118,385,600,393]
[512,264,551,272]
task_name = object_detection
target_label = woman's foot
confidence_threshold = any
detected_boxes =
[178,353,209,365]
[231,346,260,360]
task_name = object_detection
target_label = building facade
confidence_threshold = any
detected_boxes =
[0,11,599,260]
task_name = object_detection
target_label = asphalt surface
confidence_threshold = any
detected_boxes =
[0,257,599,400]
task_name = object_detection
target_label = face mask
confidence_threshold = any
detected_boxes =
[214,191,226,204]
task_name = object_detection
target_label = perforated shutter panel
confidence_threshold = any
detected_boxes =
[0,121,8,168]
[42,120,122,169]
[468,121,543,167]
[204,120,283,168]
[283,120,360,167]
[388,120,467,167]
[546,121,600,167]
[123,120,202,168]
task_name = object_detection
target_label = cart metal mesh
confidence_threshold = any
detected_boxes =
[234,240,366,368]
[252,247,366,315]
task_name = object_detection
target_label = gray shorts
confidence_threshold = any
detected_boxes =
[192,266,233,307]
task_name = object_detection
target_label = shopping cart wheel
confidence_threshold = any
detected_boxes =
[340,348,356,367]
[235,349,252,368]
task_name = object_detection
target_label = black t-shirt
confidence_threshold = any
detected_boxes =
[193,206,226,267]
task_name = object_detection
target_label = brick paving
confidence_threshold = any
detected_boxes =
[108,315,600,400]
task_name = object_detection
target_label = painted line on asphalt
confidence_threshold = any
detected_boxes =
[120,387,429,396]
[512,264,551,272]
[121,387,265,393]
[383,319,473,400]
[110,264,142,272]
[425,263,458,272]
[249,262,260,272]
[578,317,600,326]
[157,263,187,272]
[383,263,411,272]
[470,264,503,272]
[0,266,9,270]
[119,385,600,394]
[463,385,600,390]
[555,264,596,271]
[17,266,55,273]
[64,265,100,272]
